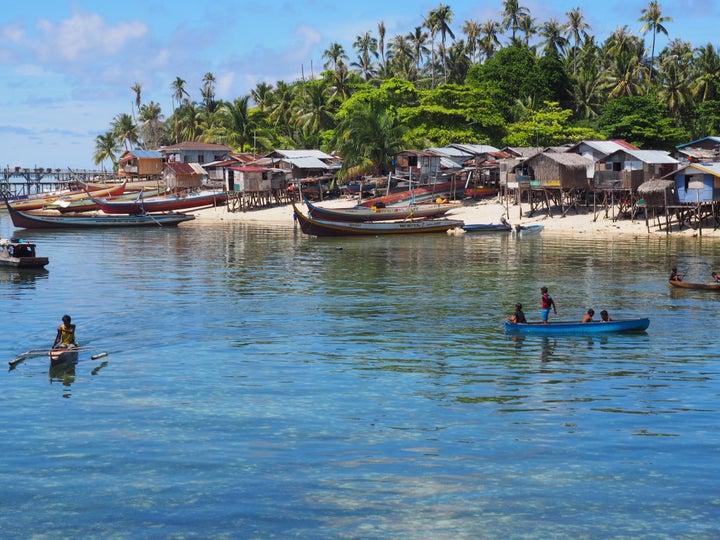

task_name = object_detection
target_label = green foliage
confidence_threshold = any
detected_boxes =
[594,95,690,149]
[503,101,602,146]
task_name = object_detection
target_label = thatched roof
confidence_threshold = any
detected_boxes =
[638,179,674,194]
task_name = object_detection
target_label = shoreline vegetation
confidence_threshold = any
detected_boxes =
[191,196,720,239]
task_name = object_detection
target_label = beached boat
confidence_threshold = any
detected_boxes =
[514,224,544,235]
[4,199,196,229]
[461,219,513,232]
[46,186,165,213]
[293,204,464,237]
[91,189,226,214]
[505,318,650,335]
[0,238,49,268]
[304,196,460,222]
[7,182,127,211]
[465,186,499,198]
[358,180,460,208]
[668,280,720,291]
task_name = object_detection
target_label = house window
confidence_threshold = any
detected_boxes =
[198,155,205,164]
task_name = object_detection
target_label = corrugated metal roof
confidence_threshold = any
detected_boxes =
[282,156,331,169]
[450,143,501,155]
[683,162,720,177]
[675,136,720,149]
[161,142,232,152]
[189,163,208,175]
[427,146,473,158]
[166,162,200,174]
[616,149,679,164]
[272,149,334,160]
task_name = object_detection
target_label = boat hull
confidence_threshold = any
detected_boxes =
[668,280,720,291]
[462,223,512,232]
[8,182,127,211]
[304,197,459,222]
[0,238,49,268]
[49,347,79,366]
[93,191,226,214]
[293,204,464,237]
[6,204,196,229]
[505,318,650,335]
[358,181,459,207]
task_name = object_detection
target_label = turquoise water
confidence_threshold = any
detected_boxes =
[1,216,719,539]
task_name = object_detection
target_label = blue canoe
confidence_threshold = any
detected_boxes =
[505,318,650,335]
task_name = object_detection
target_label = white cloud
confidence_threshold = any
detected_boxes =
[32,11,148,63]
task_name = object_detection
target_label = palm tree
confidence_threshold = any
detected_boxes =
[322,42,348,72]
[333,101,406,178]
[251,82,274,111]
[377,21,387,74]
[408,26,430,77]
[201,72,216,109]
[130,82,142,123]
[171,76,190,111]
[111,113,138,151]
[137,101,166,149]
[432,3,455,83]
[351,31,378,81]
[518,14,537,47]
[539,19,568,56]
[462,20,481,64]
[423,9,439,87]
[639,0,672,82]
[93,131,120,171]
[479,20,503,62]
[565,7,590,74]
[692,43,720,102]
[445,40,472,84]
[388,34,417,80]
[501,0,529,42]
[218,95,254,151]
[170,77,190,143]
[295,81,336,133]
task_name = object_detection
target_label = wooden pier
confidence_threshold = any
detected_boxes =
[1,167,112,197]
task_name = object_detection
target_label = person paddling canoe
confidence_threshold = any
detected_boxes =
[52,314,77,349]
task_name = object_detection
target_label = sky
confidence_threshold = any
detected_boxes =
[1,0,717,171]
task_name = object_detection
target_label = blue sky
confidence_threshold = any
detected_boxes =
[0,0,716,170]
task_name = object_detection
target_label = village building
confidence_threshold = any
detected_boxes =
[161,142,232,165]
[163,161,206,191]
[673,136,720,163]
[117,150,164,179]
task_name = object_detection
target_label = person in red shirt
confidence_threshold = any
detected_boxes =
[540,286,557,323]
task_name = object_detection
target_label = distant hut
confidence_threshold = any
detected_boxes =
[522,152,593,190]
[118,150,163,178]
[637,179,677,207]
[163,162,205,191]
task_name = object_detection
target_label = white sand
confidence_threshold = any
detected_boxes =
[192,196,720,238]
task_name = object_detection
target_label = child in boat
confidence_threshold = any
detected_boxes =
[540,287,557,324]
[712,272,720,283]
[52,314,77,349]
[600,310,612,322]
[670,267,683,281]
[508,303,527,324]
[582,309,595,323]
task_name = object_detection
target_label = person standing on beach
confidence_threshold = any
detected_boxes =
[52,314,77,349]
[540,287,557,324]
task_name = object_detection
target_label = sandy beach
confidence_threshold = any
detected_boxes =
[192,196,720,238]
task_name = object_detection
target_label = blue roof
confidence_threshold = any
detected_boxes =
[675,136,720,149]
[130,150,163,158]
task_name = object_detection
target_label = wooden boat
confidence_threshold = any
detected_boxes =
[304,196,460,222]
[4,199,196,229]
[91,189,226,214]
[49,346,79,366]
[505,318,650,335]
[668,280,720,291]
[0,238,49,268]
[462,219,512,232]
[46,186,165,213]
[358,180,459,208]
[465,186,499,198]
[293,204,464,237]
[8,182,127,211]
[514,224,544,235]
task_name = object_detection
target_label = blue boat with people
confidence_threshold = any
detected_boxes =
[505,318,650,335]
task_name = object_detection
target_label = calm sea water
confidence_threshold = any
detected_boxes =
[1,214,719,539]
